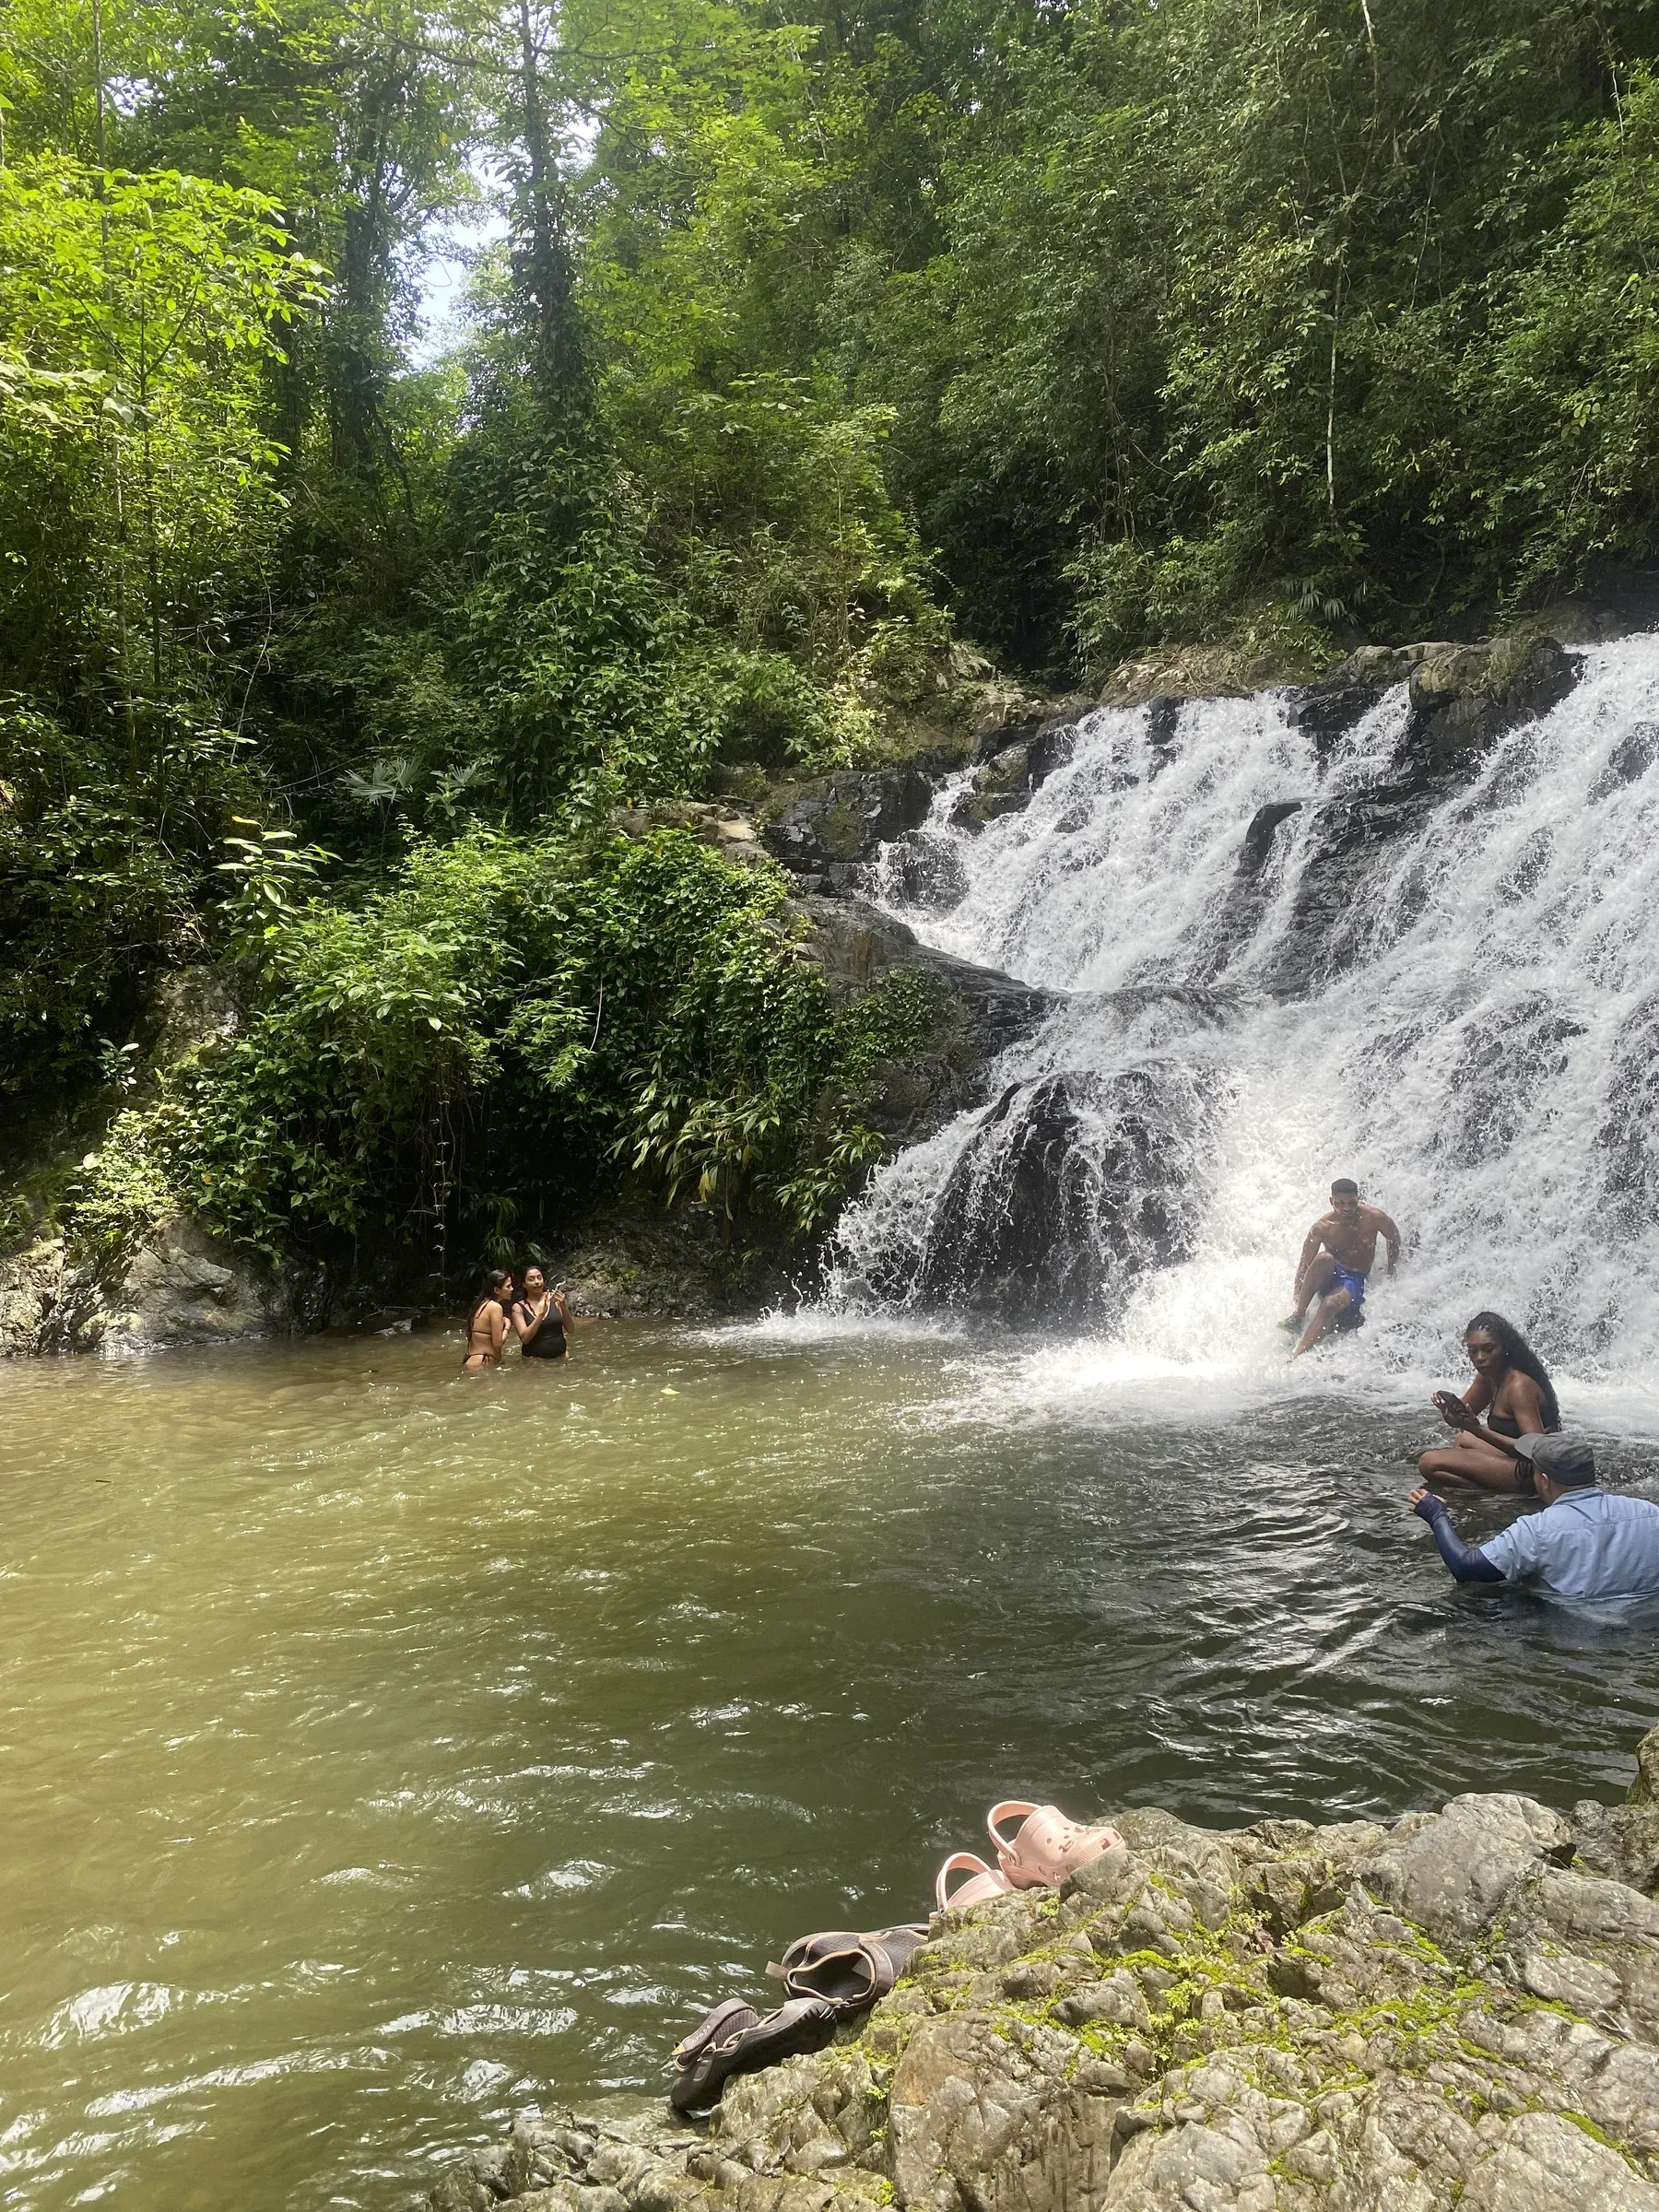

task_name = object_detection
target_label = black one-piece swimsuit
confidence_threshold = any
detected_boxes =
[516,1300,567,1359]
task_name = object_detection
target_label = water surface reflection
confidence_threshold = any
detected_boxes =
[3,1322,1656,2211]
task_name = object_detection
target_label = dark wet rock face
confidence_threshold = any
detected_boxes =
[792,898,1054,1034]
[1287,677,1391,761]
[1596,988,1659,1235]
[837,994,1226,1322]
[790,898,1061,1154]
[1592,723,1659,802]
[949,710,1088,832]
[1403,636,1577,775]
[881,832,969,912]
[1438,995,1588,1169]
[949,738,1037,830]
[1264,633,1581,1001]
[430,1734,1659,2212]
[1191,803,1308,982]
[1240,800,1305,871]
[762,770,937,888]
[1145,693,1182,771]
[905,1066,1198,1316]
[1286,635,1576,782]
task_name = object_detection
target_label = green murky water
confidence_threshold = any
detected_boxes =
[4,1319,1657,2212]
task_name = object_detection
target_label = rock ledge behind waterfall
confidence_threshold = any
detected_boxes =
[429,1734,1659,2212]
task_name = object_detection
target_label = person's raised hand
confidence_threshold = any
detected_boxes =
[1433,1390,1475,1431]
[1408,1485,1430,1510]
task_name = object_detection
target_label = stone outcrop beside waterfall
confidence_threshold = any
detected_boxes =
[1253,631,1583,1000]
[791,896,1061,1152]
[428,1732,1659,2212]
[757,703,1092,887]
[1290,634,1579,777]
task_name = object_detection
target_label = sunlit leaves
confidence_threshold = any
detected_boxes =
[0,159,326,748]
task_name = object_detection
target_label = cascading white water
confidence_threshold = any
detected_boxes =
[826,635,1659,1419]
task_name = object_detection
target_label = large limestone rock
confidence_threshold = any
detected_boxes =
[1,1215,286,1357]
[431,1772,1659,2212]
[1359,1791,1573,1941]
[98,1216,276,1354]
[0,1235,100,1354]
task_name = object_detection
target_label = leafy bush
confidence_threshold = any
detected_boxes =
[71,828,947,1277]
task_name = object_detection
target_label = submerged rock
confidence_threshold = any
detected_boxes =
[430,1730,1659,2212]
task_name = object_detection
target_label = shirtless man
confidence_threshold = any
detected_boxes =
[1283,1179,1401,1357]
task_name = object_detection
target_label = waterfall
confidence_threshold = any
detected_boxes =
[825,635,1659,1411]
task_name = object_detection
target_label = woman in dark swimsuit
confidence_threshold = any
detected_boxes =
[1418,1310,1560,1494]
[511,1265,571,1363]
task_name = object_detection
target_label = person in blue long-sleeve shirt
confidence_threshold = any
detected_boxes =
[1411,1433,1659,1605]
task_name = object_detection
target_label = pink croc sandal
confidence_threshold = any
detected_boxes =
[935,1851,1014,1912]
[987,1801,1124,1889]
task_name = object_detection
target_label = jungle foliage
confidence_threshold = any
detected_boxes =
[76,830,949,1272]
[4,0,1659,1277]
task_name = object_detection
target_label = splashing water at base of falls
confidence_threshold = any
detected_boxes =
[826,635,1659,1426]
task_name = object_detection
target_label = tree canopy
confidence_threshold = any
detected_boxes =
[5,0,1658,1284]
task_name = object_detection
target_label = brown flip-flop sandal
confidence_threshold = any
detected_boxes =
[667,1994,837,2112]
[765,1924,928,2016]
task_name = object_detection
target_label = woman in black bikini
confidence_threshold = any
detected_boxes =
[463,1270,513,1371]
[1418,1310,1560,1494]
[511,1265,572,1363]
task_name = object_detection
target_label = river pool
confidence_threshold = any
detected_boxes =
[5,1319,1659,2212]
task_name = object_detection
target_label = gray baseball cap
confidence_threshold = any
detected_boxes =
[1514,1432,1597,1486]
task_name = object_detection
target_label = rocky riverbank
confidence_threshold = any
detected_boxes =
[430,1726,1659,2212]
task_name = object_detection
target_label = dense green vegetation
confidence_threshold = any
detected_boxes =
[4,0,1658,1291]
[76,828,948,1275]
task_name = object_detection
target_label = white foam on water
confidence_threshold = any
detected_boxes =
[703,1307,970,1350]
[828,636,1659,1431]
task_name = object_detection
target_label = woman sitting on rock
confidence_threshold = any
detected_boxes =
[1418,1310,1560,1493]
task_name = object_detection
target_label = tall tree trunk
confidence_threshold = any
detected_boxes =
[514,0,585,418]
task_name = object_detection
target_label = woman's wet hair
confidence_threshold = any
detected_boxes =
[1465,1310,1560,1431]
[468,1269,512,1327]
